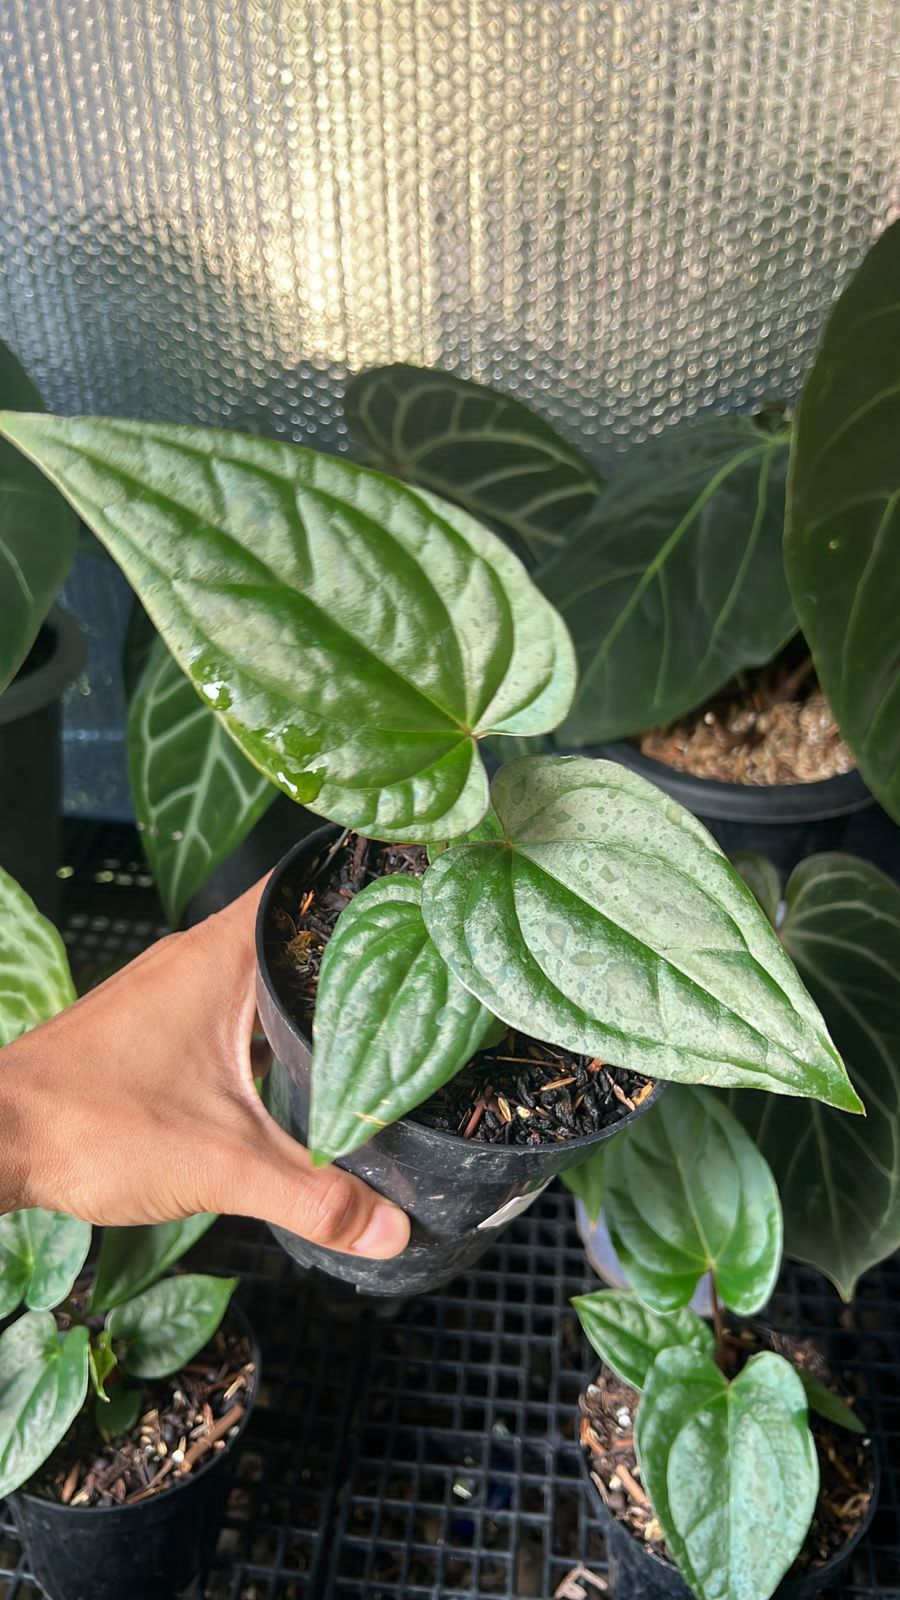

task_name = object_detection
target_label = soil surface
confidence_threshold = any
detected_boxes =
[579,1326,874,1572]
[31,1323,254,1508]
[272,831,654,1146]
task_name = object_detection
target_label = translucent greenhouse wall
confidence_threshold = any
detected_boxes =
[0,0,897,814]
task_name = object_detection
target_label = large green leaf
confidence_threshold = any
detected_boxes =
[0,1313,90,1497]
[573,1289,713,1391]
[90,1214,217,1313]
[310,877,498,1164]
[422,757,860,1111]
[0,413,575,842]
[636,1348,817,1600]
[538,419,793,744]
[344,364,603,563]
[107,1273,237,1379]
[731,853,900,1299]
[0,865,76,1046]
[128,638,276,924]
[602,1086,782,1314]
[0,340,78,692]
[785,220,900,822]
[0,1210,91,1316]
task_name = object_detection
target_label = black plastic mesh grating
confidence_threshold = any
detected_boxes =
[0,825,897,1599]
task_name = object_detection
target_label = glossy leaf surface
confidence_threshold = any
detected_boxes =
[0,341,78,691]
[636,1348,817,1600]
[785,220,900,821]
[128,639,276,924]
[345,364,602,563]
[422,757,859,1110]
[603,1086,782,1314]
[0,1210,91,1317]
[0,1314,90,1498]
[310,877,497,1163]
[731,852,782,929]
[732,853,900,1299]
[108,1273,237,1379]
[538,419,793,743]
[90,1215,217,1314]
[0,413,575,842]
[0,866,76,1047]
[573,1289,713,1391]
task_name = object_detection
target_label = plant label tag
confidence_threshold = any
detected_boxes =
[476,1180,552,1232]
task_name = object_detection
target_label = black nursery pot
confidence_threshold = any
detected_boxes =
[8,1307,259,1600]
[256,827,664,1298]
[0,607,85,919]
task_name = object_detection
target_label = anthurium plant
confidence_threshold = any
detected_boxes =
[572,1085,868,1600]
[0,412,863,1168]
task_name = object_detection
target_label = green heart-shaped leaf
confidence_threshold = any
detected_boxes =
[785,219,900,822]
[573,1289,713,1391]
[731,852,900,1300]
[0,1313,90,1497]
[603,1087,782,1314]
[345,364,603,563]
[636,1348,818,1600]
[422,756,860,1111]
[0,866,76,1047]
[538,418,794,744]
[128,639,276,924]
[0,341,78,692]
[0,413,575,842]
[90,1214,217,1314]
[0,1210,92,1317]
[107,1273,237,1379]
[310,877,498,1164]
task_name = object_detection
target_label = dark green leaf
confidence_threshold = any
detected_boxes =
[344,365,603,563]
[731,852,782,928]
[423,757,861,1111]
[539,419,794,744]
[0,866,76,1046]
[573,1289,713,1391]
[731,853,900,1299]
[785,220,900,822]
[560,1147,607,1226]
[603,1086,782,1314]
[90,1215,217,1313]
[128,639,276,924]
[0,1209,91,1316]
[108,1274,237,1379]
[0,1314,90,1497]
[121,594,158,699]
[99,1384,142,1439]
[0,414,575,843]
[798,1369,866,1435]
[0,340,78,691]
[636,1348,818,1600]
[310,877,498,1163]
[88,1329,117,1401]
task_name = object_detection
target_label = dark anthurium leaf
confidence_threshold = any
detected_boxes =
[128,638,277,925]
[108,1274,237,1379]
[0,340,78,692]
[731,851,782,929]
[90,1214,217,1314]
[797,1370,865,1436]
[310,877,499,1164]
[0,1314,90,1498]
[422,756,860,1111]
[0,1210,92,1317]
[537,418,794,744]
[0,414,575,843]
[572,1289,713,1392]
[344,364,603,564]
[602,1086,782,1314]
[99,1384,142,1439]
[0,865,76,1047]
[731,852,900,1300]
[636,1348,817,1600]
[785,219,900,822]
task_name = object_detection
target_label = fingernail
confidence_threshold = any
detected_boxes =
[350,1203,410,1259]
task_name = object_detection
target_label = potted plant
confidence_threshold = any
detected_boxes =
[0,412,863,1301]
[0,864,257,1600]
[343,220,900,873]
[572,1084,878,1600]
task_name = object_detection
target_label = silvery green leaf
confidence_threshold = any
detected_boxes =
[0,865,75,1047]
[573,1289,713,1391]
[0,1314,89,1498]
[108,1274,237,1379]
[0,1210,91,1316]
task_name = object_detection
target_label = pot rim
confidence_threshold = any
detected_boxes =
[256,824,665,1162]
[0,606,86,725]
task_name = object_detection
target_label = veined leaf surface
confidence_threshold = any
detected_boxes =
[0,866,76,1047]
[90,1214,217,1313]
[573,1289,713,1391]
[0,1314,89,1498]
[108,1274,237,1379]
[0,1210,91,1316]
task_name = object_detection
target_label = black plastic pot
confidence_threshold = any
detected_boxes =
[8,1304,259,1600]
[256,827,664,1298]
[596,739,874,877]
[0,607,85,919]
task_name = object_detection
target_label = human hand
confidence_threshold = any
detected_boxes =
[0,881,410,1259]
